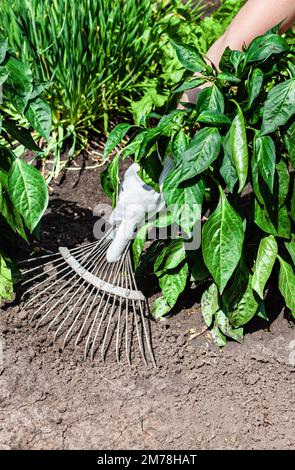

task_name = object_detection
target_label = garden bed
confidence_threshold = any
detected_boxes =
[1,157,295,450]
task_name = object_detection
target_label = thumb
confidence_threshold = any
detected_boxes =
[106,219,136,263]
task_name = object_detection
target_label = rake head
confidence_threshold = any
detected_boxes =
[17,230,156,366]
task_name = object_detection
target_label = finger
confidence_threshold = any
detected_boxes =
[106,219,136,263]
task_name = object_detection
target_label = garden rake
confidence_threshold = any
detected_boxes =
[18,228,156,366]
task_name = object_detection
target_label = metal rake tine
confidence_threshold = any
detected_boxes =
[31,269,78,322]
[34,273,81,326]
[17,251,60,267]
[25,240,106,305]
[62,283,96,349]
[53,250,106,341]
[100,294,118,362]
[25,265,72,309]
[99,255,129,361]
[89,246,129,361]
[84,259,116,358]
[127,253,156,367]
[74,247,115,347]
[45,247,106,331]
[115,291,123,363]
[20,257,69,289]
[33,243,104,323]
[52,280,90,341]
[126,254,147,366]
[75,287,100,347]
[88,258,122,360]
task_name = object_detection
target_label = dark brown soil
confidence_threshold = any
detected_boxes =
[1,156,295,450]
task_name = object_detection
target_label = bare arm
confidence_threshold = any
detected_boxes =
[179,0,295,107]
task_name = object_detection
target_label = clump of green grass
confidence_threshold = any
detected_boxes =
[0,0,204,163]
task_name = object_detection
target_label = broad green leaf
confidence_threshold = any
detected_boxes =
[100,154,119,206]
[228,275,259,327]
[2,121,40,151]
[8,158,48,232]
[5,55,33,112]
[230,106,248,193]
[171,41,208,73]
[131,87,167,125]
[0,38,8,64]
[0,65,9,86]
[284,121,295,167]
[219,47,246,75]
[217,72,241,84]
[254,199,291,239]
[246,68,263,109]
[210,321,227,347]
[163,164,205,236]
[152,211,173,228]
[252,235,278,298]
[25,97,51,141]
[132,223,150,269]
[152,296,171,318]
[157,261,188,312]
[122,131,145,159]
[285,236,295,266]
[261,79,295,135]
[0,182,27,240]
[104,123,132,159]
[196,85,225,114]
[173,77,206,93]
[215,309,243,342]
[29,81,50,101]
[180,127,221,182]
[202,191,244,293]
[0,251,13,303]
[256,300,269,321]
[138,148,162,192]
[222,257,249,313]
[172,129,188,164]
[246,33,288,63]
[276,159,290,207]
[158,109,185,128]
[197,110,230,126]
[254,135,276,193]
[220,130,238,193]
[277,255,295,317]
[154,239,186,276]
[291,186,295,223]
[137,127,164,162]
[201,283,219,327]
[251,149,264,205]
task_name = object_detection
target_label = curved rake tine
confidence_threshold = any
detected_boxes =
[33,243,104,325]
[54,250,106,342]
[89,246,128,361]
[45,248,105,331]
[25,241,105,307]
[126,254,147,366]
[35,273,81,326]
[84,259,115,358]
[73,241,119,347]
[52,280,90,341]
[62,283,96,349]
[115,291,123,363]
[87,260,119,360]
[89,250,126,360]
[127,253,156,367]
[100,255,128,361]
[31,270,78,323]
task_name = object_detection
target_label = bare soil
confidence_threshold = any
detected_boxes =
[1,157,295,450]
